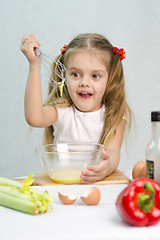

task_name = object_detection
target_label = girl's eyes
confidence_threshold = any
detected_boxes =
[69,72,102,79]
[92,74,101,79]
[71,72,80,78]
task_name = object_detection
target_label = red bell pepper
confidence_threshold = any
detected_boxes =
[116,178,160,226]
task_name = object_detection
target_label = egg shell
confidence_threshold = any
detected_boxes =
[80,187,101,205]
[132,161,146,179]
[58,190,77,205]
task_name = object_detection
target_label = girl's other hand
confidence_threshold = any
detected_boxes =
[20,33,41,64]
[80,151,110,183]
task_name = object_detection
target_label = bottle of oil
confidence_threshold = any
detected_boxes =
[146,111,160,183]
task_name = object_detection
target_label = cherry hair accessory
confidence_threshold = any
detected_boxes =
[113,47,126,60]
[61,44,68,54]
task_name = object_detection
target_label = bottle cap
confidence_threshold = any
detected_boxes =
[151,111,160,121]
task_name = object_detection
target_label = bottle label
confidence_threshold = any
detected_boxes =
[146,160,154,179]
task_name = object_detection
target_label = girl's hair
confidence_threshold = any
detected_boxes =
[43,33,132,147]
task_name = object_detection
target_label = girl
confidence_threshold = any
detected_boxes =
[21,33,132,183]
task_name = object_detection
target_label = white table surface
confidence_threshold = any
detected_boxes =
[1,178,160,240]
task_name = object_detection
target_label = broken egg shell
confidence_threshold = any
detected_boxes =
[80,187,101,205]
[58,190,77,205]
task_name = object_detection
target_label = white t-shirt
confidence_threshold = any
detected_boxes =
[53,105,106,144]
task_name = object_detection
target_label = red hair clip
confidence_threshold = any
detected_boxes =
[60,44,68,54]
[113,47,126,60]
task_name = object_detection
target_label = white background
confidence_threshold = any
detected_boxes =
[0,0,160,178]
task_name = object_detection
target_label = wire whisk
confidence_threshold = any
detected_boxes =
[35,48,67,97]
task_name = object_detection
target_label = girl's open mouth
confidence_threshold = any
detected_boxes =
[78,92,93,98]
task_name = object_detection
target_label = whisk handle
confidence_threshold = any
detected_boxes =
[35,48,42,57]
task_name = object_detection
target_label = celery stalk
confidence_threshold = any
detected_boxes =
[29,188,53,202]
[0,174,53,214]
[0,177,22,188]
[0,185,31,201]
[0,192,38,215]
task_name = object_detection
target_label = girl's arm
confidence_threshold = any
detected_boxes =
[21,34,57,127]
[80,119,126,183]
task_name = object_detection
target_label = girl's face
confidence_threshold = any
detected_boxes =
[66,49,108,112]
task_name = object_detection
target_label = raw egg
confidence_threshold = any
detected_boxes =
[80,187,101,205]
[58,190,77,205]
[132,161,147,179]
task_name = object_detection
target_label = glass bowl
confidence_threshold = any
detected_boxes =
[36,143,104,184]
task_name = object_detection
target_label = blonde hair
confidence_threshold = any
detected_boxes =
[43,33,132,147]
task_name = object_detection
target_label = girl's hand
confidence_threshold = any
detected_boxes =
[80,151,110,183]
[20,34,41,64]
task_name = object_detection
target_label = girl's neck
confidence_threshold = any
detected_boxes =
[73,104,105,114]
